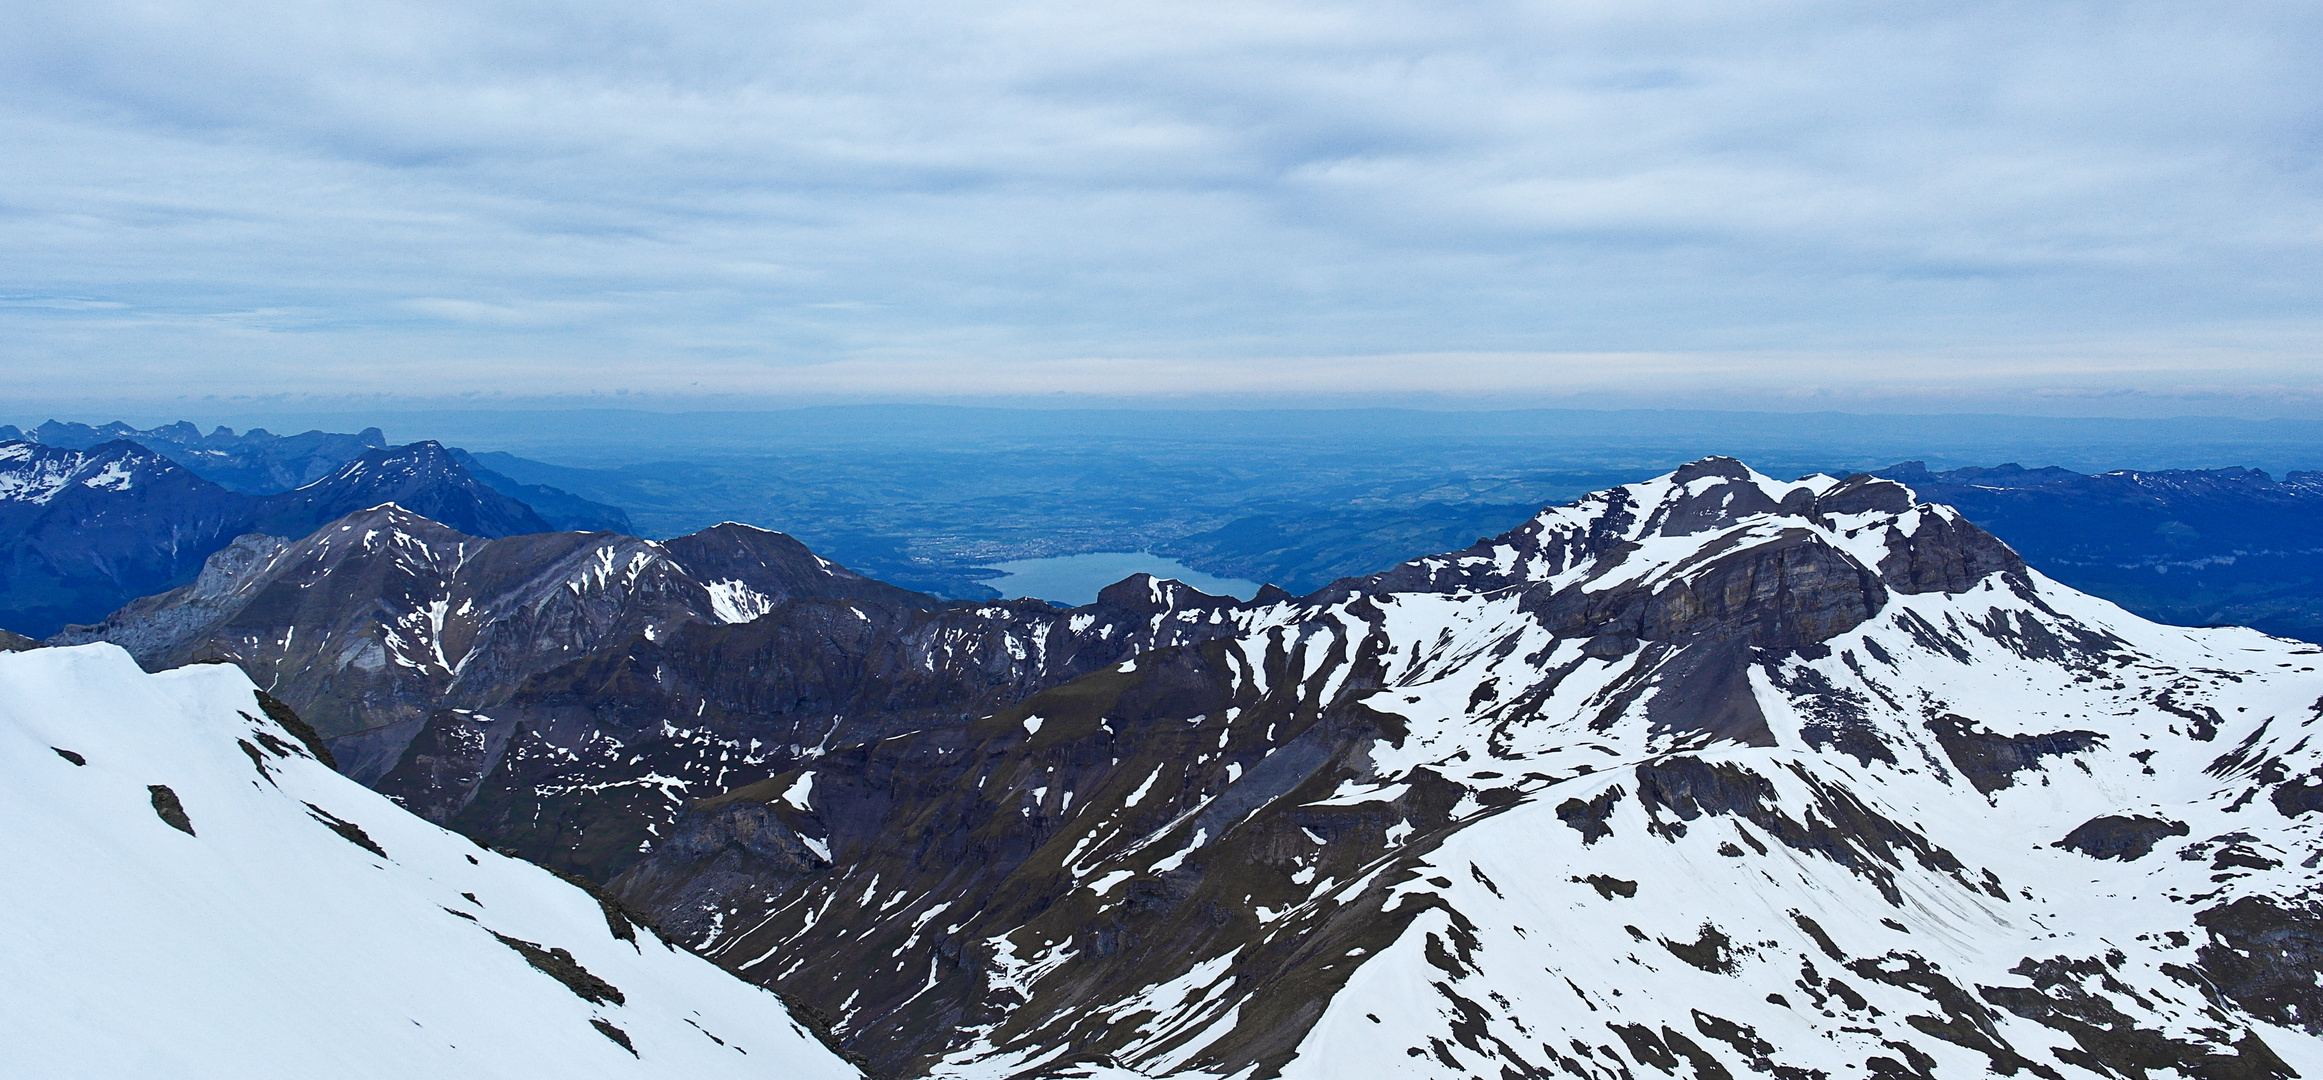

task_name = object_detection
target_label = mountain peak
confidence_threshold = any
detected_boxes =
[304,440,460,488]
[265,443,551,539]
[1328,458,2017,617]
[661,521,936,612]
[324,501,474,536]
[1667,453,1755,483]
[1093,571,1243,613]
[381,438,454,464]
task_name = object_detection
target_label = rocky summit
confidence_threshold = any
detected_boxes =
[42,456,2323,1079]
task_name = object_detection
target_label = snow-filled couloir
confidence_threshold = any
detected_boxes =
[617,457,2323,1079]
[0,643,862,1079]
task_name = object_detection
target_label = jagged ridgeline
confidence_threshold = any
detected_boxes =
[607,458,2323,1078]
[44,456,2323,1078]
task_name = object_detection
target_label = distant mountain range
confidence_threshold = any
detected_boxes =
[15,416,2322,643]
[0,423,631,637]
[12,419,393,492]
[2,419,629,528]
[33,456,2323,1077]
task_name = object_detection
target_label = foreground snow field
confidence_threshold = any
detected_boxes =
[0,644,859,1079]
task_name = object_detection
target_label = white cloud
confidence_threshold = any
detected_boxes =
[1,0,2318,412]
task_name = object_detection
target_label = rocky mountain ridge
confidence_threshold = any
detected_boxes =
[597,458,2323,1078]
[41,455,2323,1079]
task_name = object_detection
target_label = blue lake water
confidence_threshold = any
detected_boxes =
[975,551,1262,606]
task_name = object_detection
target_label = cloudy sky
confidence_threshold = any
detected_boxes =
[4,0,2319,415]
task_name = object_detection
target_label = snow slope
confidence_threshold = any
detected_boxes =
[1263,579,2323,1080]
[0,643,861,1080]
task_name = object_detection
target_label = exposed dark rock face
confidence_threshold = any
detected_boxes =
[608,796,830,924]
[1660,922,1738,974]
[1525,529,1889,651]
[253,689,336,771]
[1876,506,2030,596]
[1982,962,2295,1080]
[1632,756,1968,906]
[2193,897,2323,1035]
[1575,873,1637,899]
[1557,787,1623,844]
[609,634,1448,1077]
[0,627,38,651]
[491,933,626,1006]
[1813,473,1914,517]
[2271,773,2323,818]
[425,578,1270,881]
[1768,662,1893,767]
[148,784,195,835]
[2053,815,2189,861]
[303,801,389,857]
[1923,714,2104,795]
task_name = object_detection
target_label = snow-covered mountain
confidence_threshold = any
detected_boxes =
[607,457,2323,1078]
[36,455,2323,1078]
[0,642,861,1079]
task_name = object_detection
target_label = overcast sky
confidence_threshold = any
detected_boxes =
[4,0,2319,416]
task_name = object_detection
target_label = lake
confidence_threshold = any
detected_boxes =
[974,551,1262,606]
